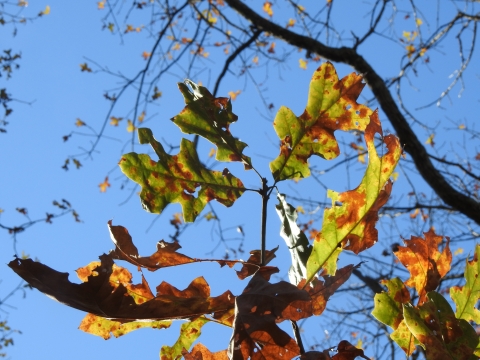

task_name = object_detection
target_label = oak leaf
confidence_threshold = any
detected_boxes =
[306,111,401,277]
[172,80,252,169]
[394,228,451,304]
[119,128,245,222]
[269,62,373,181]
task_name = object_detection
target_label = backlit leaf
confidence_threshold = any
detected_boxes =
[119,128,245,222]
[110,116,122,126]
[126,119,135,132]
[79,313,172,340]
[372,278,410,329]
[228,271,311,359]
[160,317,209,360]
[269,62,373,181]
[9,255,235,321]
[299,58,307,70]
[306,111,401,277]
[75,118,86,127]
[108,221,195,270]
[172,80,252,169]
[394,228,451,304]
[263,1,273,17]
[182,343,228,360]
[450,244,480,323]
[99,176,110,192]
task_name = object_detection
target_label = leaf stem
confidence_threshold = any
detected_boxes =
[260,177,269,266]
[291,320,305,354]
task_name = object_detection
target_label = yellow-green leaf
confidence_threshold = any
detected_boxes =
[269,62,372,181]
[306,111,401,277]
[172,80,252,169]
[160,317,209,360]
[119,128,245,222]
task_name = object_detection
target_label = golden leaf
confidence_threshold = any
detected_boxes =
[126,120,136,132]
[97,1,104,10]
[75,119,86,127]
[286,18,295,28]
[228,90,241,101]
[138,111,145,123]
[99,177,110,193]
[110,116,123,126]
[263,1,273,17]
[299,58,307,69]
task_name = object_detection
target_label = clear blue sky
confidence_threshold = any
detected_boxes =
[1,1,478,359]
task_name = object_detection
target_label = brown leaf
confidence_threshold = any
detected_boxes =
[108,221,195,271]
[236,246,279,280]
[332,340,369,360]
[228,272,312,359]
[182,343,228,360]
[9,255,235,321]
[299,265,356,315]
[394,228,451,304]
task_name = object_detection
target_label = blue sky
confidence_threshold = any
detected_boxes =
[1,1,479,359]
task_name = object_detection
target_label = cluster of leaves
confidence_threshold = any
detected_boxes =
[8,62,478,359]
[372,231,480,359]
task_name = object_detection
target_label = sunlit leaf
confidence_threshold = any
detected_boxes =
[97,1,105,9]
[425,133,435,146]
[286,18,295,28]
[172,80,252,169]
[306,111,401,277]
[252,55,259,64]
[372,278,410,329]
[138,111,145,123]
[299,58,307,69]
[119,128,245,222]
[263,1,273,17]
[126,119,135,132]
[142,51,151,60]
[182,343,227,360]
[39,5,50,15]
[79,313,171,340]
[99,176,110,192]
[75,118,86,127]
[394,228,451,304]
[450,244,480,323]
[416,18,423,26]
[269,62,373,181]
[160,317,209,360]
[110,116,122,126]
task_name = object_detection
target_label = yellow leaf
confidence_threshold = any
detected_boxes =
[142,51,151,60]
[97,1,104,10]
[204,212,217,221]
[410,208,419,219]
[297,5,305,13]
[208,148,215,158]
[228,90,241,101]
[172,42,181,51]
[107,23,114,32]
[0,208,4,214]
[454,248,464,256]
[296,206,305,214]
[18,0,28,7]
[79,63,92,72]
[415,18,423,26]
[402,31,411,41]
[135,26,143,32]
[75,118,86,127]
[299,58,307,69]
[286,18,295,28]
[263,1,273,17]
[252,56,259,64]
[110,116,122,126]
[458,124,466,130]
[202,52,209,58]
[99,177,110,193]
[406,44,415,58]
[425,133,435,146]
[40,5,50,15]
[391,172,399,182]
[419,47,427,56]
[125,24,134,33]
[126,120,136,132]
[138,111,145,123]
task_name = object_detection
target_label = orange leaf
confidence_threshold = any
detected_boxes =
[99,177,110,192]
[394,228,452,304]
[262,1,273,17]
[142,51,151,60]
[75,118,86,127]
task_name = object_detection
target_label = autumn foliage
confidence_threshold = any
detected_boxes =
[9,63,480,359]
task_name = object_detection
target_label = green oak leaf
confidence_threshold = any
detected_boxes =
[119,128,245,222]
[306,111,401,278]
[450,244,480,323]
[160,316,209,360]
[172,80,252,169]
[371,277,410,329]
[269,61,372,181]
